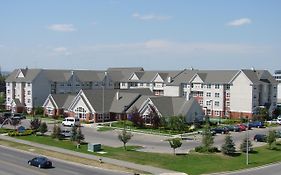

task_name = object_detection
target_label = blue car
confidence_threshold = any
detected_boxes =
[249,121,264,128]
[28,156,52,168]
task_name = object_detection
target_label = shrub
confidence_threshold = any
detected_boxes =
[8,129,33,137]
[195,146,219,153]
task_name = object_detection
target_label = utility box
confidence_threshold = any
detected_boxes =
[88,143,101,152]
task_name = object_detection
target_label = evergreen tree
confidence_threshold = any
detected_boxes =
[70,126,78,142]
[51,124,62,139]
[38,122,48,135]
[240,137,253,153]
[168,138,182,155]
[129,106,144,128]
[221,134,236,156]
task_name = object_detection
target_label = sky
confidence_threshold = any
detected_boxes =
[0,0,280,73]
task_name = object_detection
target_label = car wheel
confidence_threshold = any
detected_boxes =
[38,164,41,168]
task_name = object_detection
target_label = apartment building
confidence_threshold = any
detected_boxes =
[274,70,281,107]
[6,67,277,119]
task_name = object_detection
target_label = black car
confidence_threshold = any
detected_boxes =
[225,125,240,132]
[249,121,265,128]
[211,127,229,134]
[254,134,267,142]
[28,156,52,168]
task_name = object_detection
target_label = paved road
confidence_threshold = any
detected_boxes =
[209,162,281,175]
[0,145,130,175]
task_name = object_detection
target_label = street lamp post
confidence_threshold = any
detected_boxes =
[246,117,249,165]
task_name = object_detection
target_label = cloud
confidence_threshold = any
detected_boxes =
[47,24,76,32]
[132,12,171,21]
[52,47,72,56]
[227,18,252,27]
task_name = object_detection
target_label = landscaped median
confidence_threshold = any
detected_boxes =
[1,132,281,175]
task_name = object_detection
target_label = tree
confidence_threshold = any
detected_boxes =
[9,118,20,130]
[118,127,133,150]
[148,105,161,128]
[70,126,85,148]
[51,124,62,139]
[129,106,144,128]
[202,124,214,149]
[168,138,182,155]
[240,137,253,153]
[38,122,48,135]
[267,130,276,149]
[35,107,44,115]
[70,126,78,142]
[30,118,41,131]
[221,135,236,156]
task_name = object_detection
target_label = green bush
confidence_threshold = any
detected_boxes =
[8,129,34,137]
[195,146,219,153]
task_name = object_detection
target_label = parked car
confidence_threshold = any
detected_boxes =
[11,113,26,120]
[236,124,246,131]
[225,125,240,132]
[249,121,265,128]
[198,130,216,136]
[62,117,80,127]
[211,127,229,134]
[253,134,267,142]
[60,129,72,138]
[28,156,52,168]
[3,112,12,119]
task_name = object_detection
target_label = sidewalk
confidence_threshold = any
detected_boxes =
[0,134,186,175]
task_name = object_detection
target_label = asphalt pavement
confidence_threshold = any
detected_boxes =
[0,145,130,175]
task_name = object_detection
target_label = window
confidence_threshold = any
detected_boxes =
[146,83,150,86]
[226,93,230,98]
[215,101,219,106]
[27,90,31,95]
[121,82,125,86]
[215,84,220,89]
[215,93,220,98]
[215,111,220,116]
[225,84,230,90]
[28,99,31,103]
[139,83,143,87]
[7,89,10,94]
[183,92,187,97]
[7,97,10,102]
[199,92,203,97]
[226,101,230,107]
[191,84,194,88]
[183,84,187,88]
[27,83,31,87]
[206,92,211,97]
[199,100,203,106]
[201,84,204,88]
[95,82,99,86]
[206,101,211,106]
[75,107,87,119]
[207,84,211,89]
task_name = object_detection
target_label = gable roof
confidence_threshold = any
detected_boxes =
[51,94,76,108]
[6,68,42,82]
[110,92,141,113]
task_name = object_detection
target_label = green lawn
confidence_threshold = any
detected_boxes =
[0,128,14,134]
[13,135,281,175]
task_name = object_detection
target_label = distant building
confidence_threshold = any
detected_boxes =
[274,70,281,107]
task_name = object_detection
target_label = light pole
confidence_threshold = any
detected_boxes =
[246,117,249,165]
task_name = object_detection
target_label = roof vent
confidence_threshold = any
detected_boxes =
[168,77,173,83]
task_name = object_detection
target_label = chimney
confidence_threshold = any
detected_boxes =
[116,91,119,100]
[168,77,172,83]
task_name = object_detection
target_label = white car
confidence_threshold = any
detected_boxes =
[62,117,80,127]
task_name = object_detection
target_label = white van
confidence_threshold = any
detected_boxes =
[62,117,80,127]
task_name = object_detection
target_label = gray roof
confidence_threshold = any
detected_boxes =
[82,89,153,113]
[6,68,42,82]
[128,71,180,82]
[51,94,76,108]
[241,69,278,84]
[167,69,198,85]
[197,70,238,84]
[110,92,141,113]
